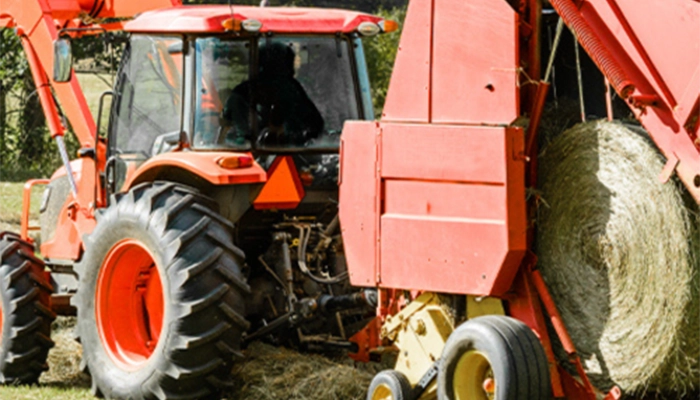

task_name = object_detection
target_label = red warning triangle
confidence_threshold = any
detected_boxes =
[253,156,305,210]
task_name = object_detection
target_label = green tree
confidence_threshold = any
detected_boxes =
[18,70,48,167]
[363,7,406,116]
[0,30,26,171]
[0,29,82,181]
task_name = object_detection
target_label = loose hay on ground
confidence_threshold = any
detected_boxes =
[227,342,380,400]
[38,318,380,398]
[536,120,700,397]
[40,317,90,388]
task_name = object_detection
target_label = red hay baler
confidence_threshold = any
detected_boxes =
[340,0,699,399]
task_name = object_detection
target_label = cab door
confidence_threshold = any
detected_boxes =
[107,35,183,194]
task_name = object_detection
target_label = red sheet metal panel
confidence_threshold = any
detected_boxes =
[592,0,699,117]
[380,216,511,295]
[381,0,432,123]
[377,124,527,296]
[125,5,382,34]
[550,0,700,201]
[339,121,380,287]
[381,123,507,183]
[383,181,507,221]
[431,0,519,125]
[570,0,690,110]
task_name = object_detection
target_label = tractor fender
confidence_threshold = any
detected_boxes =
[124,151,267,191]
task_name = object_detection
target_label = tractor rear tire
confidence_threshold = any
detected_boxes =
[437,316,550,400]
[73,182,251,399]
[0,232,55,384]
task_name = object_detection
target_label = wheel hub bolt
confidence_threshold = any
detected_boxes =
[483,377,495,393]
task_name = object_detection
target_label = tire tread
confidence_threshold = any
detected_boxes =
[437,315,550,400]
[74,182,248,399]
[0,233,55,385]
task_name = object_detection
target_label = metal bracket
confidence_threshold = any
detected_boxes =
[411,358,442,398]
[659,155,679,184]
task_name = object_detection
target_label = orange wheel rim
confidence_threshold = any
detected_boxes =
[96,239,164,371]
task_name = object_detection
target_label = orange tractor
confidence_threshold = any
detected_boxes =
[0,1,394,398]
[0,0,699,399]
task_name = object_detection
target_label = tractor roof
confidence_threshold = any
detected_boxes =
[125,5,384,34]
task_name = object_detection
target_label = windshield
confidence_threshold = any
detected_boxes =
[192,36,360,152]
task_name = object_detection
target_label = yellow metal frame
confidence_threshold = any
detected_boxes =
[382,293,453,399]
[379,293,505,399]
[466,295,505,319]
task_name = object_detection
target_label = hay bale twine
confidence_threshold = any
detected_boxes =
[536,120,700,396]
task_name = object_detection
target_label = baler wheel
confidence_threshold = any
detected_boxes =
[0,232,55,384]
[73,182,250,399]
[367,369,414,400]
[437,316,550,400]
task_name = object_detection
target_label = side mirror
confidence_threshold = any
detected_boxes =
[53,37,73,83]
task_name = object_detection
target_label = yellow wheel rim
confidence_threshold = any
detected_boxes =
[371,383,395,400]
[453,350,496,400]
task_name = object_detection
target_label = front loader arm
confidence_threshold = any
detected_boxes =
[548,0,700,202]
[0,0,180,249]
[0,0,181,146]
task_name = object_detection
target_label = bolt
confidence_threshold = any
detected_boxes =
[483,377,495,394]
[414,319,427,335]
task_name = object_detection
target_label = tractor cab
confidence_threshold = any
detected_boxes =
[107,5,391,191]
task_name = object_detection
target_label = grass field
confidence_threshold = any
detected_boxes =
[0,182,43,233]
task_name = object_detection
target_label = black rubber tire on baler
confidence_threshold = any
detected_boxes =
[437,315,550,400]
[0,232,55,384]
[73,182,251,399]
[367,369,415,400]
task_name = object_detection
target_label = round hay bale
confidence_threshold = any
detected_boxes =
[536,120,700,396]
